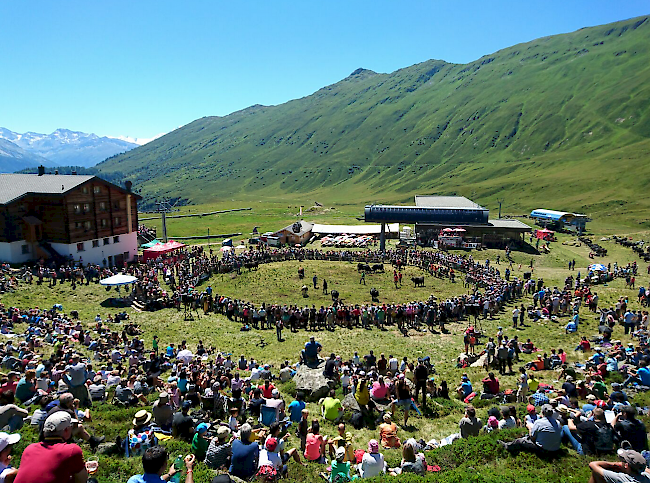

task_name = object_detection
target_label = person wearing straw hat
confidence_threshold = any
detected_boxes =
[127,410,158,457]
[588,448,650,483]
[152,392,174,431]
[205,426,233,470]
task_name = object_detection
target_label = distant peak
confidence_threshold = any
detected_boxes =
[347,68,377,78]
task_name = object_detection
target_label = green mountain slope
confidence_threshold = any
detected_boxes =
[97,16,650,219]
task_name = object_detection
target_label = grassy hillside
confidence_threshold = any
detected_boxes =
[98,16,650,223]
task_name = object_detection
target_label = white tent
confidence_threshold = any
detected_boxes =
[99,274,138,286]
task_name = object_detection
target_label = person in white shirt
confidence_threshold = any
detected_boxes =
[0,431,20,483]
[359,439,386,478]
[250,364,262,381]
[388,356,399,373]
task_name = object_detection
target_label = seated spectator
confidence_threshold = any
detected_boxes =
[29,395,51,428]
[524,405,538,427]
[320,389,343,423]
[613,406,648,452]
[172,401,195,441]
[563,407,614,455]
[205,426,233,469]
[388,441,425,476]
[498,407,517,430]
[230,423,259,480]
[588,449,648,483]
[0,431,20,482]
[126,446,195,483]
[371,377,389,401]
[483,416,499,433]
[15,412,88,483]
[191,423,210,462]
[359,439,386,478]
[481,373,500,395]
[287,392,306,423]
[459,406,482,439]
[623,360,650,388]
[152,392,174,432]
[379,413,400,449]
[88,375,106,402]
[0,393,28,432]
[304,420,326,463]
[325,446,355,482]
[499,404,562,453]
[114,379,147,407]
[127,410,158,457]
[14,370,38,404]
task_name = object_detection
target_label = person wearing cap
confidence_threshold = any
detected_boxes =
[589,449,650,483]
[205,425,233,469]
[43,393,104,448]
[264,388,286,421]
[613,406,648,453]
[191,422,211,461]
[525,405,538,427]
[152,392,174,431]
[172,400,195,441]
[359,439,386,478]
[499,404,562,453]
[0,431,20,482]
[14,412,88,483]
[126,446,196,483]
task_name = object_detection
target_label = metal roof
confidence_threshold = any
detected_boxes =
[414,195,487,211]
[0,174,93,205]
[529,209,574,222]
[488,219,532,231]
[0,174,139,205]
[312,223,399,235]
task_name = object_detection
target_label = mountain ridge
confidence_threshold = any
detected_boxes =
[0,127,139,169]
[96,15,650,219]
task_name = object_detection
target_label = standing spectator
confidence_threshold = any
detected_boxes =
[414,359,428,408]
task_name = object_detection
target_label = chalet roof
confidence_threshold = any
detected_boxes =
[0,174,139,205]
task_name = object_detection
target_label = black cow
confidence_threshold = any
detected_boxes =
[331,289,339,301]
[411,276,425,287]
[370,288,379,302]
[357,263,371,272]
[371,264,384,273]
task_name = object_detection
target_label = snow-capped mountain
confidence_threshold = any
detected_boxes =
[0,138,58,172]
[0,127,139,168]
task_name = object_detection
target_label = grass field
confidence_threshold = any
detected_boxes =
[3,229,650,482]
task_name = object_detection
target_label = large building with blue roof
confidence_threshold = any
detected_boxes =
[529,209,590,233]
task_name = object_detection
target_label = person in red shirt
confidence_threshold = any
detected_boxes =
[481,373,500,395]
[259,380,276,399]
[15,412,87,483]
[0,372,19,395]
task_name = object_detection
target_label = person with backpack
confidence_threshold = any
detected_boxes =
[562,408,614,455]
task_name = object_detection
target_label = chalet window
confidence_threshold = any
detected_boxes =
[100,219,108,228]
[84,221,92,230]
[82,187,88,194]
[83,203,90,213]
[93,186,101,194]
[113,201,120,210]
[77,242,85,252]
[21,245,29,254]
[92,240,100,248]
[114,217,122,226]
[75,222,82,229]
[99,202,107,212]
[113,236,120,244]
[74,204,82,215]
[103,238,110,245]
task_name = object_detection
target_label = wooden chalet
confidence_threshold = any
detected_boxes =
[0,168,140,266]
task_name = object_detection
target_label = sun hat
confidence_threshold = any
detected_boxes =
[133,410,152,426]
[383,413,392,422]
[368,439,379,453]
[217,426,231,440]
[557,404,569,414]
[158,392,169,402]
[0,432,20,453]
[586,394,597,401]
[617,449,647,473]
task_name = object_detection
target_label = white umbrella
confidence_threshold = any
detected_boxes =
[220,246,232,252]
[177,349,194,364]
[99,274,138,286]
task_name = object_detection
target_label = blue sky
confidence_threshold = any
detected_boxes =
[0,1,647,141]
